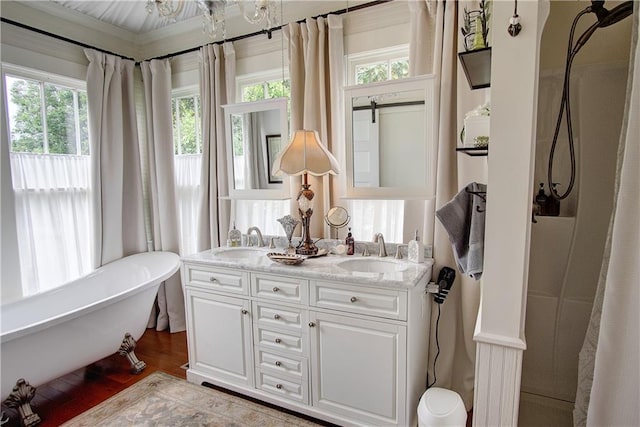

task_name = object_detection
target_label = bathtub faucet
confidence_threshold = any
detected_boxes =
[246,227,265,247]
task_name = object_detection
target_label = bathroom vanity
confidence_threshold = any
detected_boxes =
[181,247,433,426]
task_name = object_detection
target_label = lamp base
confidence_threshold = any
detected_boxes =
[296,241,318,256]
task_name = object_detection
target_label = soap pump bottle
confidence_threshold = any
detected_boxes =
[345,228,355,255]
[546,183,561,216]
[408,230,424,264]
[228,222,241,247]
[535,183,548,216]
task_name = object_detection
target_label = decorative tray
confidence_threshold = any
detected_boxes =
[267,253,305,265]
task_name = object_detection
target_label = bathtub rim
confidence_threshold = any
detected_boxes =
[0,251,180,344]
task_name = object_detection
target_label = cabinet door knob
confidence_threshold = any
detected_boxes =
[308,322,316,327]
[241,309,248,315]
[275,338,282,344]
[350,296,358,303]
[275,361,282,367]
[209,277,217,282]
[273,314,280,320]
[272,286,280,292]
[276,384,283,389]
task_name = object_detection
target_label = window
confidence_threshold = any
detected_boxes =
[345,46,410,243]
[347,45,410,86]
[4,67,93,295]
[172,89,202,256]
[237,69,290,103]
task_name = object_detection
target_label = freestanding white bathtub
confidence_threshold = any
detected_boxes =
[1,251,180,423]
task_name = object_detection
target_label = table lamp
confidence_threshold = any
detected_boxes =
[271,130,340,255]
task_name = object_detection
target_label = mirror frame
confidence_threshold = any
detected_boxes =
[223,98,290,199]
[344,75,436,199]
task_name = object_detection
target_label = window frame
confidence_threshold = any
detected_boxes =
[3,63,89,156]
[346,44,410,86]
[236,69,290,103]
[171,85,202,156]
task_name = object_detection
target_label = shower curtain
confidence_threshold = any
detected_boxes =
[574,5,639,426]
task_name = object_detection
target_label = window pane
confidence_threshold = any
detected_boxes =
[45,83,76,154]
[177,97,199,154]
[266,79,290,99]
[390,59,409,80]
[356,63,388,85]
[6,76,44,153]
[78,91,90,155]
[242,83,265,102]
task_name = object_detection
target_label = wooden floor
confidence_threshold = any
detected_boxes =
[1,329,188,427]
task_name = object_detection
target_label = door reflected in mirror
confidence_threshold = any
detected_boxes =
[345,75,436,199]
[223,98,289,199]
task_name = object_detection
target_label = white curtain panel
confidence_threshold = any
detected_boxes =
[85,49,147,266]
[575,6,639,426]
[233,199,290,236]
[409,0,480,409]
[10,153,93,295]
[284,15,344,237]
[175,154,201,256]
[196,43,235,251]
[141,59,185,333]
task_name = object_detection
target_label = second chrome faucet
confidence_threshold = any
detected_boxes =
[246,226,265,247]
[374,233,387,257]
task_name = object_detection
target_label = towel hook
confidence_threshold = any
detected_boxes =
[465,188,486,213]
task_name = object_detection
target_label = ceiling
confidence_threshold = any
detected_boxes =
[46,1,363,36]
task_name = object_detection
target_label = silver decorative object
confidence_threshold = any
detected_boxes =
[277,215,300,253]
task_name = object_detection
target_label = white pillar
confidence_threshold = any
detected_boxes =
[473,1,550,426]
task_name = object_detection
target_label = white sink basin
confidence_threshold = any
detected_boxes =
[214,248,265,260]
[337,258,408,274]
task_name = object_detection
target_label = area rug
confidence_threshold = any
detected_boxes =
[62,372,323,426]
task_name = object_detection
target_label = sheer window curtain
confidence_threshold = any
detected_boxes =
[85,49,147,267]
[409,0,481,409]
[175,154,201,256]
[9,153,92,295]
[197,43,235,251]
[574,6,639,426]
[284,15,343,237]
[141,59,185,333]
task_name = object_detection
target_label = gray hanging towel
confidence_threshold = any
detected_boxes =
[436,182,487,280]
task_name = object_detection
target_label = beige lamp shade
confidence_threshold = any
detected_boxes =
[272,130,340,177]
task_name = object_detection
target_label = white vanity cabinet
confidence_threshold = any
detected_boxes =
[181,255,431,427]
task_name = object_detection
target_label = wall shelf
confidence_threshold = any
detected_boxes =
[456,146,488,157]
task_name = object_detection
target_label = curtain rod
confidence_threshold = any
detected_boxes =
[0,17,137,61]
[2,0,391,64]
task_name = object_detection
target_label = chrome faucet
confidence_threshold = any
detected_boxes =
[374,233,387,257]
[246,227,265,247]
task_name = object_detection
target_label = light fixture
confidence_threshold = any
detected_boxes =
[147,0,277,39]
[271,130,340,255]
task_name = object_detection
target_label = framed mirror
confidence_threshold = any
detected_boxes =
[223,98,290,199]
[344,75,436,199]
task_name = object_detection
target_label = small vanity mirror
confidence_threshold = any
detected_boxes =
[223,98,289,199]
[344,75,436,199]
[325,206,350,239]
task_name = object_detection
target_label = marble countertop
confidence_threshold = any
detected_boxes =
[181,247,433,290]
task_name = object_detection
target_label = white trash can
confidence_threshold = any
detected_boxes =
[417,387,467,427]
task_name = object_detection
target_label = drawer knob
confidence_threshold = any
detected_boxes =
[308,322,316,327]
[276,384,283,389]
[272,286,280,292]
[241,309,249,315]
[273,314,281,320]
[209,277,217,282]
[275,361,282,367]
[275,338,282,344]
[350,296,358,303]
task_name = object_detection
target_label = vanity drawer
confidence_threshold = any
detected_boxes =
[253,301,306,334]
[256,369,308,404]
[254,325,306,357]
[310,281,407,321]
[251,273,308,305]
[255,348,307,381]
[185,264,248,295]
